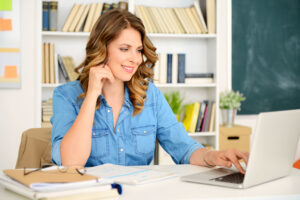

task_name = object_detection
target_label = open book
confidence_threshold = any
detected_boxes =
[87,163,176,185]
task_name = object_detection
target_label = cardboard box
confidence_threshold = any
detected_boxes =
[219,125,251,152]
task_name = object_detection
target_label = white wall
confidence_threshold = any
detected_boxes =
[0,0,37,169]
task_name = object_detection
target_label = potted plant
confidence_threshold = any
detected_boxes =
[219,90,246,127]
[164,91,185,121]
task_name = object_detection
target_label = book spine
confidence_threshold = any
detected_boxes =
[200,101,208,132]
[42,2,49,31]
[49,1,58,31]
[177,54,185,83]
[57,54,69,81]
[167,54,172,83]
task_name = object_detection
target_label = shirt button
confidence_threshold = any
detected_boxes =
[117,129,120,132]
[107,110,110,113]
[144,130,147,134]
[120,148,124,152]
[93,132,96,136]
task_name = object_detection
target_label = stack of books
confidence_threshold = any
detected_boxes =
[42,98,52,128]
[182,100,216,133]
[0,166,121,200]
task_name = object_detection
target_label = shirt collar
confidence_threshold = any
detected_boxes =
[98,85,132,108]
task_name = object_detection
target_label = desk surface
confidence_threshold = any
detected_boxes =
[1,165,300,200]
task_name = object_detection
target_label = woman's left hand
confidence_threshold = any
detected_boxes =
[205,149,249,174]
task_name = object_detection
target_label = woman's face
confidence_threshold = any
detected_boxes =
[107,27,143,82]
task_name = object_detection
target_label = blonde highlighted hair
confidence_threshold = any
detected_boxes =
[75,9,158,116]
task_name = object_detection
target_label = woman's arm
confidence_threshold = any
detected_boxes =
[60,64,114,167]
[60,92,98,166]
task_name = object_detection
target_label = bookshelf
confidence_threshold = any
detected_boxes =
[36,0,228,164]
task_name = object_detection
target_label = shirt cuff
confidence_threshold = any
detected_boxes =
[181,143,204,164]
[51,140,62,166]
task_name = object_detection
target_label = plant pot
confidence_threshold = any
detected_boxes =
[221,109,237,127]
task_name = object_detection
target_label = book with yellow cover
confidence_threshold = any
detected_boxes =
[188,102,201,133]
[182,103,196,132]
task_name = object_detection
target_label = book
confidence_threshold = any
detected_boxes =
[87,163,175,185]
[118,1,128,10]
[200,100,209,132]
[153,58,160,84]
[68,4,86,32]
[167,54,172,83]
[62,4,80,32]
[172,53,178,84]
[42,43,45,83]
[44,43,50,83]
[49,1,58,31]
[185,73,214,78]
[188,102,201,133]
[158,53,167,84]
[173,8,189,34]
[208,102,216,132]
[193,0,208,33]
[206,0,216,34]
[74,3,90,32]
[0,169,120,200]
[203,101,213,132]
[195,102,206,132]
[61,56,79,81]
[42,2,49,31]
[83,3,97,32]
[177,54,186,83]
[169,8,185,34]
[182,104,195,131]
[57,54,69,81]
[49,43,55,84]
[90,3,103,31]
[185,7,202,34]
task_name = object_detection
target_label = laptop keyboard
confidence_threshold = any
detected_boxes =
[211,172,245,184]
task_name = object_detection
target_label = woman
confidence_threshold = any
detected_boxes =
[51,9,248,173]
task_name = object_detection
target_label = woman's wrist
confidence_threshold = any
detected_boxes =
[203,150,216,168]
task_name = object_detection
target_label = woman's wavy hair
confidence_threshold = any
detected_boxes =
[75,9,158,116]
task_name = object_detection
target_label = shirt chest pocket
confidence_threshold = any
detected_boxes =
[131,125,156,155]
[90,129,109,159]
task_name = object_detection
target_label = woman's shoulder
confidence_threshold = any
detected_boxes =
[54,81,83,98]
[145,81,163,103]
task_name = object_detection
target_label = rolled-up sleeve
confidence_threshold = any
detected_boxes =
[155,88,203,164]
[51,87,78,165]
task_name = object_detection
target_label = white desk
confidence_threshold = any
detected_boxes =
[1,165,300,200]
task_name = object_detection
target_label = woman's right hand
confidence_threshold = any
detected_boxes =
[87,62,115,97]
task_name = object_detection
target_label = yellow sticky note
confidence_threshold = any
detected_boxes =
[0,0,12,11]
[0,18,12,31]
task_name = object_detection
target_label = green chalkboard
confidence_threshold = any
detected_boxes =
[232,0,300,114]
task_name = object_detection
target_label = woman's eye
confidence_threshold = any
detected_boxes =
[120,48,128,52]
[137,49,143,53]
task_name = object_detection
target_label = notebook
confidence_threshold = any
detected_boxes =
[181,109,300,189]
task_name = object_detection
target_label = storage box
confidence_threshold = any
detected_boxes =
[219,125,251,152]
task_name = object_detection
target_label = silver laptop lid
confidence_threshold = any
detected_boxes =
[243,109,300,188]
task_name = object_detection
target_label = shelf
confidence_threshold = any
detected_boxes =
[188,132,216,137]
[156,83,216,88]
[42,83,217,88]
[42,31,217,39]
[42,83,61,88]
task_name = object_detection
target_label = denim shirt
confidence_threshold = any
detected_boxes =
[51,81,203,167]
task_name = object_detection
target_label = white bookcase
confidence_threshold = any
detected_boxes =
[36,0,230,164]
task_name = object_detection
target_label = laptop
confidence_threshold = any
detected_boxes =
[181,109,300,189]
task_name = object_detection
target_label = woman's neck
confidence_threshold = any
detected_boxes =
[102,80,125,104]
